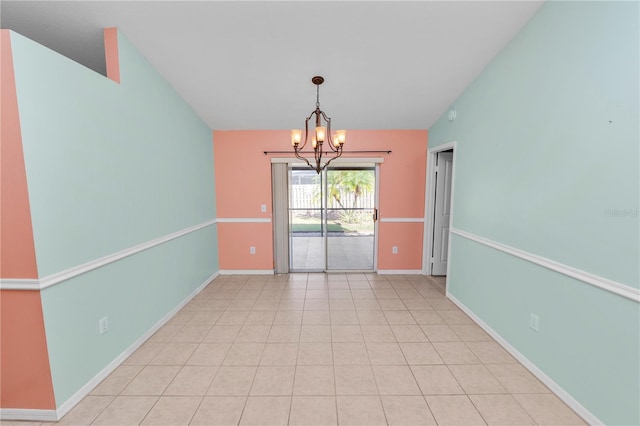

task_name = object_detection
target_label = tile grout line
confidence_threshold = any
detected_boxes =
[58,273,580,425]
[285,283,306,425]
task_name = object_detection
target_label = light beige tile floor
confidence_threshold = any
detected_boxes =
[10,273,587,426]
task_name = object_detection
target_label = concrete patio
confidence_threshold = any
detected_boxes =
[290,234,374,271]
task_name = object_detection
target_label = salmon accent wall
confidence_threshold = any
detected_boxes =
[214,130,427,271]
[346,130,427,219]
[377,222,425,270]
[217,223,274,270]
[214,130,287,219]
[0,291,56,409]
[103,28,120,83]
[0,30,38,279]
[0,29,56,412]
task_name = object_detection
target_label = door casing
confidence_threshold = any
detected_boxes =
[273,158,381,273]
[423,141,457,277]
[431,151,453,275]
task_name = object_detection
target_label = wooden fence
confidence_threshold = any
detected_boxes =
[290,184,373,209]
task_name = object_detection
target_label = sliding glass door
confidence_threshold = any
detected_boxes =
[325,168,375,270]
[288,166,376,272]
[289,168,325,271]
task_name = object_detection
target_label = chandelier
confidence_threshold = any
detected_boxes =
[291,76,346,174]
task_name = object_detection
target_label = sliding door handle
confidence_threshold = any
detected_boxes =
[373,208,378,222]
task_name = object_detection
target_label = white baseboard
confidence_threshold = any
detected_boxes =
[52,271,218,421]
[377,269,423,275]
[0,408,58,422]
[446,293,603,426]
[218,270,274,275]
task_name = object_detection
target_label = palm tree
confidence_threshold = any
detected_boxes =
[338,170,374,208]
[310,169,374,225]
[327,170,374,223]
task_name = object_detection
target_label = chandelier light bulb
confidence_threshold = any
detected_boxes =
[315,126,326,143]
[335,130,346,146]
[291,129,302,146]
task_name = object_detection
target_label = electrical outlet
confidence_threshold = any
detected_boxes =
[260,204,267,213]
[392,246,398,254]
[99,316,109,335]
[250,246,256,255]
[529,313,540,332]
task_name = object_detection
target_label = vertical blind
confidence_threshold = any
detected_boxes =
[271,163,289,274]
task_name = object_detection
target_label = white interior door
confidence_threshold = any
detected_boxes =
[431,151,453,275]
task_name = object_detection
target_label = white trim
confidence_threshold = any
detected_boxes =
[377,269,423,275]
[270,157,308,164]
[219,270,275,275]
[451,228,640,303]
[0,278,40,290]
[326,159,382,166]
[270,157,384,164]
[0,219,217,291]
[40,219,216,289]
[53,271,218,421]
[379,218,424,223]
[373,164,380,272]
[423,141,457,276]
[216,218,272,223]
[447,293,603,426]
[0,409,58,422]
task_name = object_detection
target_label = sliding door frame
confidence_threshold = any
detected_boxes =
[271,158,383,273]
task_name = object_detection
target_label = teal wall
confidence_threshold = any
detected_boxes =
[449,235,639,426]
[11,30,219,406]
[429,2,639,425]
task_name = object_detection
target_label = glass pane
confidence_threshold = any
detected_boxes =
[326,168,375,271]
[289,168,324,271]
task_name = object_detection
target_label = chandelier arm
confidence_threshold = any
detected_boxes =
[321,146,343,171]
[297,115,311,151]
[327,119,334,152]
[305,109,319,122]
[319,110,332,121]
[301,109,321,150]
[294,147,313,169]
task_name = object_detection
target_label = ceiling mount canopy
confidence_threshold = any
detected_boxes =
[291,76,346,174]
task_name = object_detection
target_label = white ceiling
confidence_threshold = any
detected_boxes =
[1,1,544,130]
